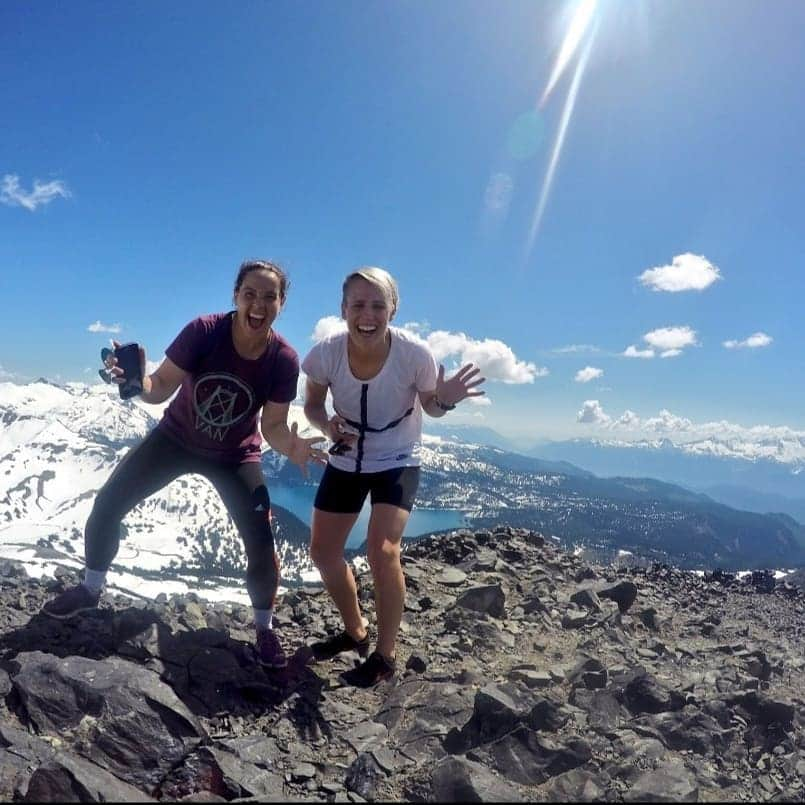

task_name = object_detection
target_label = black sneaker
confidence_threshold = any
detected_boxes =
[340,651,395,688]
[311,630,370,662]
[41,584,101,620]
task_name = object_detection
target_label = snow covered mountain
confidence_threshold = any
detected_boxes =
[533,437,805,519]
[0,380,314,605]
[2,381,803,608]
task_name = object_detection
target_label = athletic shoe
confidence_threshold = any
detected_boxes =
[255,628,287,669]
[41,584,101,620]
[311,630,371,662]
[340,651,395,688]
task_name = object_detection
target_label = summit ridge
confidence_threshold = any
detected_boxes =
[0,525,803,801]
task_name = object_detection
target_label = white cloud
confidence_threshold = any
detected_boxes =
[427,330,546,384]
[311,316,347,342]
[401,320,430,336]
[87,321,122,334]
[577,402,805,462]
[577,399,611,425]
[642,409,693,434]
[623,326,697,359]
[578,401,693,435]
[575,366,603,383]
[1,174,71,211]
[638,253,721,293]
[623,345,655,359]
[553,344,600,354]
[615,409,641,428]
[0,364,21,381]
[723,331,773,350]
[643,326,698,352]
[309,318,545,384]
[468,395,492,406]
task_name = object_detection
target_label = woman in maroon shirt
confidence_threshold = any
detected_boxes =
[42,259,325,670]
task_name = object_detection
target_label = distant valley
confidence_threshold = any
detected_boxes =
[428,423,805,527]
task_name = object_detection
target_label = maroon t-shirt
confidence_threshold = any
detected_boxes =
[158,312,299,463]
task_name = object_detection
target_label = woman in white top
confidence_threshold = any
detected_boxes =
[302,267,485,687]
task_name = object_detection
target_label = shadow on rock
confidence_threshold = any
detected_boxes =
[0,606,329,733]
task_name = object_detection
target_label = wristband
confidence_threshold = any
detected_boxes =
[434,396,456,412]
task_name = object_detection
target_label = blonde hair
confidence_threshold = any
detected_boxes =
[341,266,399,316]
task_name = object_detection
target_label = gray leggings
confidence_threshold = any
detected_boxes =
[85,427,279,609]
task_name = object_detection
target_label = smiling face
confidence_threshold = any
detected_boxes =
[233,268,284,337]
[342,276,394,349]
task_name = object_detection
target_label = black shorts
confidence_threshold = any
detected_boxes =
[314,464,421,514]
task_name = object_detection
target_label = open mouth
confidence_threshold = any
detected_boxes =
[248,313,266,331]
[356,325,377,335]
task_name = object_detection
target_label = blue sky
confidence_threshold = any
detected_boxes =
[2,0,804,444]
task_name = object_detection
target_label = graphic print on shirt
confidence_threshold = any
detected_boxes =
[193,373,255,441]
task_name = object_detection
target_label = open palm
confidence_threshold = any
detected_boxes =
[436,363,486,407]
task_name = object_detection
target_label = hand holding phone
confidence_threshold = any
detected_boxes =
[100,342,143,399]
[329,440,351,456]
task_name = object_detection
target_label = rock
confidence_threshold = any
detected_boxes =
[624,673,686,715]
[598,580,639,613]
[9,652,205,792]
[344,721,388,754]
[475,727,592,785]
[405,654,427,673]
[158,746,284,800]
[623,760,698,802]
[571,588,602,612]
[510,669,552,689]
[546,768,609,802]
[561,611,589,629]
[574,567,598,583]
[0,524,803,803]
[567,657,606,686]
[345,753,384,800]
[428,756,524,802]
[582,670,608,690]
[454,585,506,618]
[290,762,317,781]
[436,568,468,587]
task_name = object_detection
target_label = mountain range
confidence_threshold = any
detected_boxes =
[1,381,803,607]
[428,423,805,526]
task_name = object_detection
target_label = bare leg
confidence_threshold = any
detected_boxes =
[310,509,366,640]
[365,503,410,661]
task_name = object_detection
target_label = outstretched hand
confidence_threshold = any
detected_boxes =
[435,363,486,407]
[286,421,328,478]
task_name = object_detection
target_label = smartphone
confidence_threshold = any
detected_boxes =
[115,342,143,400]
[329,440,351,456]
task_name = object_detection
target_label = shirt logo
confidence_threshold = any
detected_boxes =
[193,373,255,441]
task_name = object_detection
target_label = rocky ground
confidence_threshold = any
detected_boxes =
[0,526,804,802]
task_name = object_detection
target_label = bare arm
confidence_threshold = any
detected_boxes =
[140,357,187,405]
[303,378,331,436]
[304,377,359,446]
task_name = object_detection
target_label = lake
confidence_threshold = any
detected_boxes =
[269,483,469,549]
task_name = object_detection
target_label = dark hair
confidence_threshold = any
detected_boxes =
[234,260,289,300]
